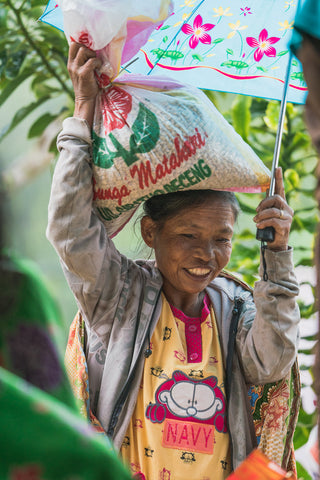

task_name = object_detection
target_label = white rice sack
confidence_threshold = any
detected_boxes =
[91,74,270,236]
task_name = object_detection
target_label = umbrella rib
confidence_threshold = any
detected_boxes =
[40,8,55,20]
[147,0,206,75]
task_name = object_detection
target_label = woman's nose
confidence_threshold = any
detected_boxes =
[195,241,214,261]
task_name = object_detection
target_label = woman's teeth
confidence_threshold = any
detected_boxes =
[187,268,211,276]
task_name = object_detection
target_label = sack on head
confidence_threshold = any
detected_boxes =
[59,0,270,237]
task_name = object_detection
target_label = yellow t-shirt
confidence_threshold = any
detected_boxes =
[121,294,231,480]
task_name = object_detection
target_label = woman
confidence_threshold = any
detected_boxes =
[47,43,300,479]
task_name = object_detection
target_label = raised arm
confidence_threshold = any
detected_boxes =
[237,169,300,384]
[46,44,124,330]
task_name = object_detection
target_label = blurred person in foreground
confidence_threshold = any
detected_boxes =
[0,178,131,479]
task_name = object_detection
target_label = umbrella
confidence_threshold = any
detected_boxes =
[125,0,308,236]
[40,0,307,104]
[128,0,307,104]
[39,0,307,241]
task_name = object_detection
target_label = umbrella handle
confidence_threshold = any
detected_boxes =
[256,226,275,242]
[256,50,293,243]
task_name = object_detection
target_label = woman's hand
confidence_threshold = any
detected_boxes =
[254,167,293,251]
[67,42,102,128]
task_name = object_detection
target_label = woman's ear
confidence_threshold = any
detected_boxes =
[141,216,157,248]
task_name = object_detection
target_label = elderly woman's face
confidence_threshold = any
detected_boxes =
[141,198,235,307]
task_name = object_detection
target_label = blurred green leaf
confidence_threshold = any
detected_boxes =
[286,132,312,155]
[264,101,287,133]
[231,96,252,141]
[0,48,8,77]
[5,49,27,79]
[49,135,59,155]
[0,67,34,106]
[296,463,312,480]
[28,112,58,138]
[0,95,50,141]
[0,7,8,27]
[299,174,317,192]
[284,168,300,190]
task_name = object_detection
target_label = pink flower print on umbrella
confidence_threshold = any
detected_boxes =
[181,14,215,49]
[246,28,280,62]
[101,86,132,134]
[240,7,252,16]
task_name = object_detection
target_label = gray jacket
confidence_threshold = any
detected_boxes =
[47,117,300,470]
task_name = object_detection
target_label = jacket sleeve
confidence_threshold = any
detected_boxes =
[46,117,127,332]
[236,247,300,384]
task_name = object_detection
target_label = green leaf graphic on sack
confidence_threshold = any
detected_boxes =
[93,102,160,169]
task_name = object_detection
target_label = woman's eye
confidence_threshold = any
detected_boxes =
[181,233,194,239]
[218,238,231,243]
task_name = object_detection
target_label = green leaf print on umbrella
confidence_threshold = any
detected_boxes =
[151,48,184,61]
[192,53,204,62]
[290,71,305,83]
[93,102,160,169]
[221,60,249,70]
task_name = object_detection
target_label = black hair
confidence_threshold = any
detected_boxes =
[143,189,240,228]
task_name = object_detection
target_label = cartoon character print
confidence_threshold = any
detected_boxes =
[146,370,227,432]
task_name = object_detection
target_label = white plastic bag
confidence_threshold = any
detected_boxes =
[58,0,172,78]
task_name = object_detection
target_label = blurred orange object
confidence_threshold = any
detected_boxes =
[227,449,296,480]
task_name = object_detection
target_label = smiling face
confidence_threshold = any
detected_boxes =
[141,198,235,316]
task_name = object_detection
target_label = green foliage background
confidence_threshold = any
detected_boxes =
[0,1,319,478]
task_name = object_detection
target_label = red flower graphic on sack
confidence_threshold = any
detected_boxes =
[181,15,215,49]
[101,86,133,134]
[246,28,280,62]
[95,72,111,88]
